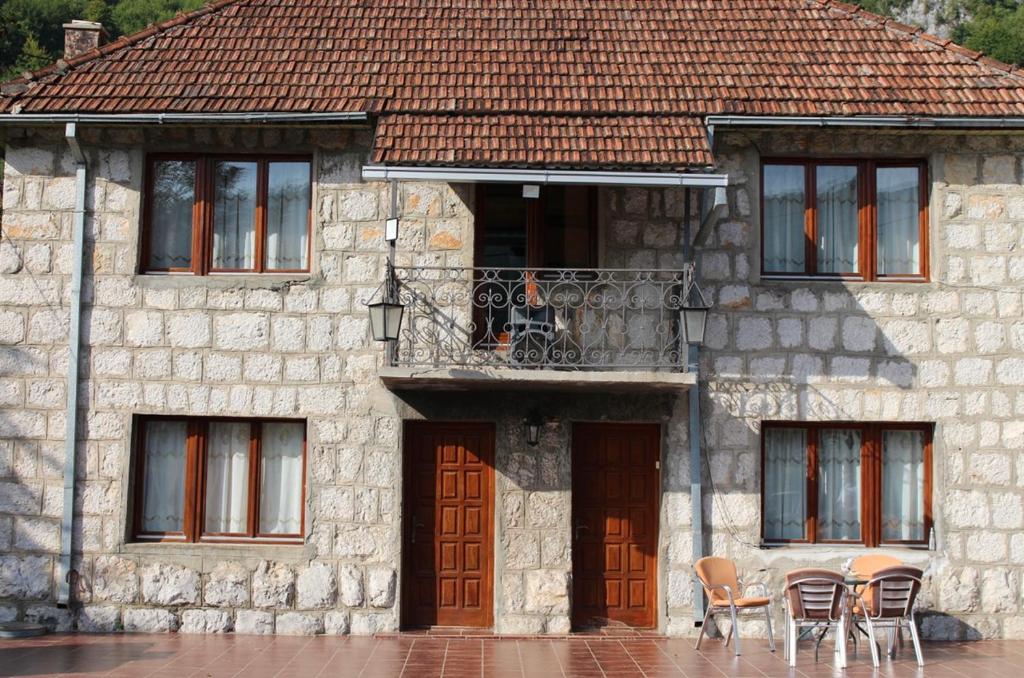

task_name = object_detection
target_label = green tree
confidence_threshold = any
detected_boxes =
[109,0,205,36]
[11,33,53,75]
[0,0,208,80]
[1,0,89,79]
[959,4,1024,65]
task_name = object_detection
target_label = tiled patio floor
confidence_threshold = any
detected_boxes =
[1,632,1022,678]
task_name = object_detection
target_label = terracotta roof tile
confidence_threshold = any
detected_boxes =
[372,113,712,169]
[6,0,1024,169]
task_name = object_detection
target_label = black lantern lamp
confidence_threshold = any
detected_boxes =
[524,412,544,447]
[526,422,541,447]
[681,277,710,346]
[367,261,404,342]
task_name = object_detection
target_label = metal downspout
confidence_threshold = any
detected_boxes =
[58,122,86,607]
[687,343,703,625]
[681,188,705,625]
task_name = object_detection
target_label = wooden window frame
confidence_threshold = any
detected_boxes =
[142,154,312,275]
[760,421,933,548]
[132,415,307,544]
[760,159,929,282]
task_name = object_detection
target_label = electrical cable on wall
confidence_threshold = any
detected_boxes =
[700,422,763,552]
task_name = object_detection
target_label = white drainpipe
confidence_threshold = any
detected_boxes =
[58,122,86,607]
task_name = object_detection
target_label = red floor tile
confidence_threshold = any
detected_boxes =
[0,634,1018,677]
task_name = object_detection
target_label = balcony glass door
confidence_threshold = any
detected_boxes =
[474,185,597,356]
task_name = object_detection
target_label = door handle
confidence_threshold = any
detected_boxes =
[574,523,589,540]
[411,515,425,543]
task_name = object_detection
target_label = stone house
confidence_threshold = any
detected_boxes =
[0,0,1022,640]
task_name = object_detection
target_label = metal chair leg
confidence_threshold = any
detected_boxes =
[728,604,741,656]
[864,616,881,668]
[694,604,712,650]
[836,617,848,668]
[764,605,775,652]
[908,616,925,667]
[783,613,789,661]
[787,617,798,667]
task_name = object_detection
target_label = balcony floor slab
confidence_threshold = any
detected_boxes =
[379,366,696,392]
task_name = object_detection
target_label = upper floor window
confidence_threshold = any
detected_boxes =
[761,160,927,281]
[134,416,306,543]
[761,422,932,547]
[144,155,311,274]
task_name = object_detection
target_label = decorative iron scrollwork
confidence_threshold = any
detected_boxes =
[391,265,695,371]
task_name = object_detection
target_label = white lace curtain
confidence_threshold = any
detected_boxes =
[816,165,859,273]
[763,164,806,272]
[266,162,310,270]
[205,422,251,534]
[882,430,925,541]
[260,422,304,534]
[141,420,187,533]
[877,167,920,275]
[212,160,257,269]
[818,428,862,540]
[763,428,807,540]
[149,160,196,269]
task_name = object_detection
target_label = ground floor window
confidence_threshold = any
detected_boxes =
[761,422,931,547]
[133,416,306,543]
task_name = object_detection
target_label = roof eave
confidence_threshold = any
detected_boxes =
[705,114,1024,130]
[0,111,369,125]
[362,165,728,188]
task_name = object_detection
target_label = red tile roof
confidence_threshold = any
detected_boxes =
[5,0,1024,169]
[371,114,712,169]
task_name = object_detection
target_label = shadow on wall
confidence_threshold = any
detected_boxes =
[694,261,1001,637]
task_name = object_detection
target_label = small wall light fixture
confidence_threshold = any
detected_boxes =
[525,413,543,446]
[681,279,710,347]
[368,298,404,342]
[367,261,404,342]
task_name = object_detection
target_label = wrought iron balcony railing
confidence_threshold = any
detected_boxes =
[390,265,696,371]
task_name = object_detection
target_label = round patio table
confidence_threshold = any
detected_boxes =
[805,576,872,659]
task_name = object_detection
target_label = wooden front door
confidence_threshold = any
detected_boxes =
[572,423,660,629]
[402,422,495,628]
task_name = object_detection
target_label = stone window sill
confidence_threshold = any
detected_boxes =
[133,273,314,290]
[120,540,316,563]
[753,276,934,289]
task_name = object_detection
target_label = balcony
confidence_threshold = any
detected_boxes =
[378,265,698,391]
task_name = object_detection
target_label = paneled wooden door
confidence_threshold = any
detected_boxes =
[402,422,495,628]
[572,423,660,629]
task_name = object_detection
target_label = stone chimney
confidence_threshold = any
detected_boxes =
[63,20,108,59]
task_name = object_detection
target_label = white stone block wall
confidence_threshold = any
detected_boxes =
[0,125,698,635]
[0,125,459,634]
[694,130,1024,640]
[2,123,1021,639]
